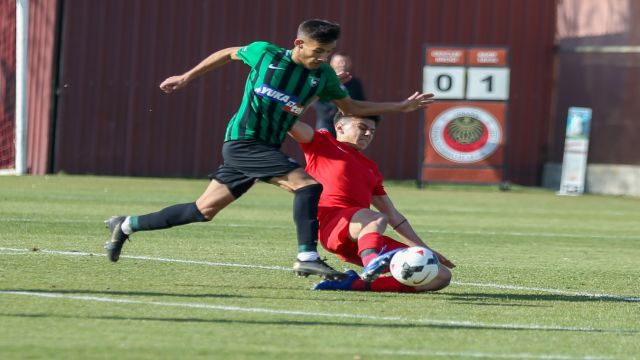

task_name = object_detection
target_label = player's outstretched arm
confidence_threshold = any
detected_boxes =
[332,92,435,116]
[160,46,242,93]
[372,195,456,268]
[288,120,315,144]
[298,70,352,118]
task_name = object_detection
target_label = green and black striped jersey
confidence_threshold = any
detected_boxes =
[225,41,348,146]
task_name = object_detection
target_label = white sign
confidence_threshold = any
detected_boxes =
[423,66,466,99]
[466,67,510,100]
[558,107,592,195]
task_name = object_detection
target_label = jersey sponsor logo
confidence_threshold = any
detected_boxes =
[268,64,287,70]
[309,76,319,87]
[254,84,304,115]
[429,106,501,163]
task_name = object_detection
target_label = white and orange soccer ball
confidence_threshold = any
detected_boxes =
[389,246,440,286]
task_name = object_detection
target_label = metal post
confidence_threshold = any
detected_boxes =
[15,0,29,175]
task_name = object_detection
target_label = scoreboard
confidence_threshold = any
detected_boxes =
[420,46,510,185]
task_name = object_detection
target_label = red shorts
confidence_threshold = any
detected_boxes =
[318,207,407,267]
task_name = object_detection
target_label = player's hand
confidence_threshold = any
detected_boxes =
[400,92,435,112]
[336,71,352,84]
[434,250,456,269]
[160,75,189,93]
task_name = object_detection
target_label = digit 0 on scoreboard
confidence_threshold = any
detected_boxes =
[423,47,466,99]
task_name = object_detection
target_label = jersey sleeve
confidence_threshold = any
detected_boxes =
[299,130,327,170]
[316,66,349,102]
[372,163,387,196]
[373,182,386,196]
[236,41,270,67]
[299,130,325,154]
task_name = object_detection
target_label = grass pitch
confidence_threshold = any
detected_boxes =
[0,175,638,359]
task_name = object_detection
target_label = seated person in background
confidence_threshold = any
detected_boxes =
[312,52,366,137]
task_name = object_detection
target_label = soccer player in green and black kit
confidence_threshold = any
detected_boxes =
[104,19,434,280]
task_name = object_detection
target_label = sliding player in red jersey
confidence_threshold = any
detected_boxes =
[289,113,455,292]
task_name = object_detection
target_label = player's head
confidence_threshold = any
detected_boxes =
[334,112,381,151]
[293,19,341,70]
[329,52,352,74]
[297,19,341,44]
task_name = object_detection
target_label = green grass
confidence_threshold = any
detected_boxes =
[0,175,639,360]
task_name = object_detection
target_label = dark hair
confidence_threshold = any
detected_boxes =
[333,111,381,124]
[297,19,341,44]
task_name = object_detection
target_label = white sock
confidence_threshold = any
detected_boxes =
[120,216,133,235]
[297,251,319,261]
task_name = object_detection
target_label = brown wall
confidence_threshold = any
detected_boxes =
[551,0,640,166]
[27,0,57,174]
[51,0,557,184]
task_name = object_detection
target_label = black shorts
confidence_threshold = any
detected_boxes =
[209,140,301,198]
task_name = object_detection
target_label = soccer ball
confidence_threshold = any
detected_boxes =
[389,247,440,286]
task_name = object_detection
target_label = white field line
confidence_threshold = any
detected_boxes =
[2,247,639,303]
[0,247,289,270]
[2,217,639,240]
[448,281,640,302]
[424,228,640,241]
[0,292,620,360]
[0,290,622,336]
[379,349,612,360]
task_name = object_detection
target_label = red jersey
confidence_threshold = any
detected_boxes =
[300,130,386,219]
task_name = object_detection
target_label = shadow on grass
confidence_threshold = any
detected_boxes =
[447,300,549,308]
[439,291,640,304]
[4,288,243,299]
[2,312,635,334]
[3,289,637,334]
[2,288,374,304]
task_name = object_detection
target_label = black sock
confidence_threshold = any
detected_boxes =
[132,202,206,231]
[292,183,322,253]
